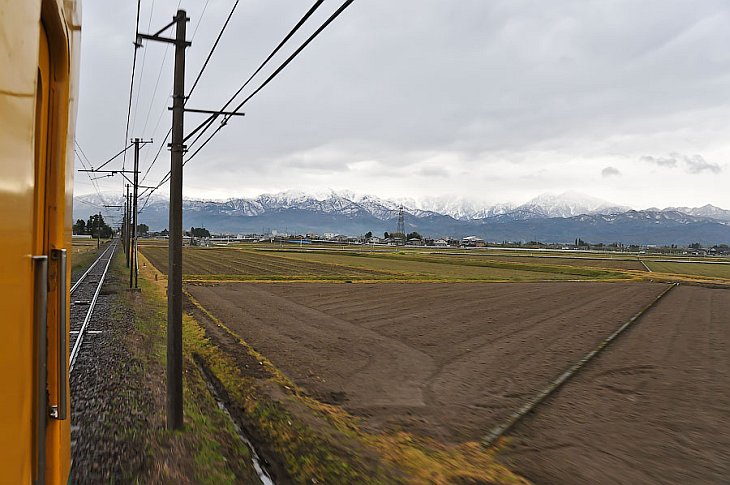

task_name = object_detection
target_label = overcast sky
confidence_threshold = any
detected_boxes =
[75,0,730,209]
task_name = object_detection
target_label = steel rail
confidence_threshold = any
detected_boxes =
[69,241,118,373]
[70,241,116,294]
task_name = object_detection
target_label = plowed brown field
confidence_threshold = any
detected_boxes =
[186,281,667,442]
[501,285,730,484]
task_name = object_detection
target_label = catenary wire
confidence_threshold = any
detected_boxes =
[185,0,354,163]
[142,0,355,207]
[123,0,143,176]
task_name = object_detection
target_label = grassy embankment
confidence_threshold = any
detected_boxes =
[135,248,528,483]
[112,253,260,483]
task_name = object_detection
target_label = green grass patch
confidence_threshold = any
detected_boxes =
[128,255,260,483]
[644,261,730,280]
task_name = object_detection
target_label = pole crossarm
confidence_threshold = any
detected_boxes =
[78,169,138,174]
[181,110,244,143]
[177,107,246,116]
[137,32,191,47]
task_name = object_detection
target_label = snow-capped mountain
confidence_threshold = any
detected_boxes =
[72,189,730,244]
[513,191,631,219]
[660,204,730,223]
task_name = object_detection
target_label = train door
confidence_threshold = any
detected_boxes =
[34,20,71,485]
[32,23,52,485]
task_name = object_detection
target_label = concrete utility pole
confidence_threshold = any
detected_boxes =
[167,9,188,431]
[139,8,238,430]
[129,138,151,289]
[121,189,127,261]
[125,184,131,268]
[96,212,101,249]
[138,9,190,430]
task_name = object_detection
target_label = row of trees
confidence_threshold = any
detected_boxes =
[381,231,422,240]
[73,214,113,239]
[72,215,153,239]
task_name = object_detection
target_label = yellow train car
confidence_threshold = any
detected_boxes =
[0,0,81,483]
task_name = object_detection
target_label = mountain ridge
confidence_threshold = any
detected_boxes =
[72,190,730,245]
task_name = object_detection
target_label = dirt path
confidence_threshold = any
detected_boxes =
[500,285,730,484]
[187,281,667,443]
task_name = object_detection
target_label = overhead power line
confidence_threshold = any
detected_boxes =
[141,0,356,206]
[188,0,236,99]
[140,0,221,185]
[186,0,355,162]
[94,143,135,171]
[185,0,326,153]
[123,0,143,175]
[130,0,157,137]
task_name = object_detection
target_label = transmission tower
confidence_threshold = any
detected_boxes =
[396,205,405,237]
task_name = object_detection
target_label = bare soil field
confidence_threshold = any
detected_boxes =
[143,245,625,281]
[142,246,397,280]
[186,281,667,443]
[501,285,730,484]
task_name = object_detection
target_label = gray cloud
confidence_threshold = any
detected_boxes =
[75,0,730,209]
[417,167,450,178]
[640,155,678,168]
[602,166,621,177]
[641,153,721,174]
[684,154,721,174]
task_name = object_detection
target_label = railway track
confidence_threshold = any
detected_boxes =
[69,239,118,373]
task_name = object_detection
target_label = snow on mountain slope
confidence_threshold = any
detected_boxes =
[74,189,725,228]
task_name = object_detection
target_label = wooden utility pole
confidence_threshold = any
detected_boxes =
[96,212,101,249]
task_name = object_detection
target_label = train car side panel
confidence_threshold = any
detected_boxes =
[0,1,44,482]
[0,0,80,482]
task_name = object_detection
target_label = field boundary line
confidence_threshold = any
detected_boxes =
[640,260,652,272]
[482,282,679,448]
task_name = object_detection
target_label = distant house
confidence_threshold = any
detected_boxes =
[368,236,382,244]
[461,235,486,247]
[406,237,422,246]
[434,239,448,247]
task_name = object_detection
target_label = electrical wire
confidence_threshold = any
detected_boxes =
[130,0,156,136]
[185,0,326,152]
[140,0,217,184]
[186,0,354,162]
[123,0,143,175]
[142,0,355,204]
[187,0,238,99]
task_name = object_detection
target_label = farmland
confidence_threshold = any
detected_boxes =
[70,237,108,277]
[186,281,667,442]
[138,242,730,482]
[140,245,629,281]
[645,260,730,280]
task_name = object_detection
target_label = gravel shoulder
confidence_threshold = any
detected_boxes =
[70,249,261,483]
[70,252,152,483]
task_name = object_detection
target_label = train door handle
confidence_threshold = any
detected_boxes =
[32,255,48,484]
[50,249,68,420]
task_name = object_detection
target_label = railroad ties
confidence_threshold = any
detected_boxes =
[69,240,118,373]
